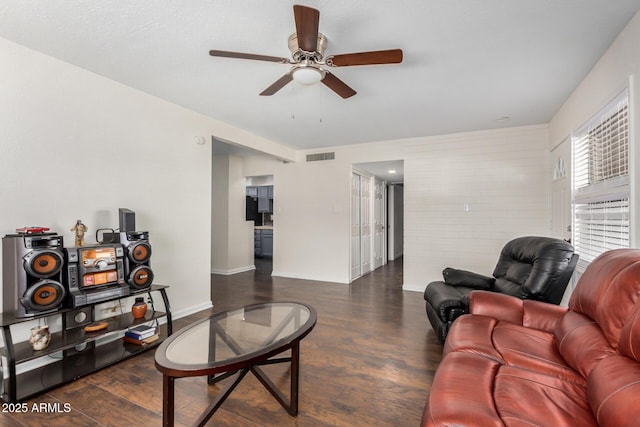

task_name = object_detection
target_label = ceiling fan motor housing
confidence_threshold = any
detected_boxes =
[288,32,327,62]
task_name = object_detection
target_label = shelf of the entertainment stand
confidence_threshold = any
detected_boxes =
[7,309,167,364]
[9,324,168,402]
[0,285,172,403]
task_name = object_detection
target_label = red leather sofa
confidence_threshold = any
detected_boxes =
[421,249,640,427]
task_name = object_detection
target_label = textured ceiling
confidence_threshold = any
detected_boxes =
[1,1,639,150]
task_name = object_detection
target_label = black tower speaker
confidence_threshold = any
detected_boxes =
[2,234,67,317]
[103,231,154,290]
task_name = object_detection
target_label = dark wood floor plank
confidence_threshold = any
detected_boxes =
[0,257,443,426]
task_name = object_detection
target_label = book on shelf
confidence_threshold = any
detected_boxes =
[125,325,157,340]
[123,333,159,346]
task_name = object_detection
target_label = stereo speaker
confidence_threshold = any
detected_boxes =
[64,306,93,330]
[102,231,154,290]
[2,234,66,318]
[118,208,136,233]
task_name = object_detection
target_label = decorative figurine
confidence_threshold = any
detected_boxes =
[29,325,51,351]
[70,219,88,246]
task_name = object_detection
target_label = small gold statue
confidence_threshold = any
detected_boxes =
[70,220,88,246]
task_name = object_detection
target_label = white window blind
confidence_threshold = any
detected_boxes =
[572,90,630,270]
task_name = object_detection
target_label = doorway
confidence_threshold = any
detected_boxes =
[351,160,404,282]
[246,175,274,275]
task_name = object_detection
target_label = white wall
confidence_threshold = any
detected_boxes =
[238,125,551,289]
[211,153,254,275]
[0,37,290,317]
[549,10,640,248]
[402,126,550,291]
[211,155,231,273]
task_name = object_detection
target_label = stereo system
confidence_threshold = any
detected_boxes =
[2,227,154,317]
[102,231,154,290]
[64,243,129,307]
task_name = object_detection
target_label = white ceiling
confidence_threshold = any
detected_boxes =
[355,161,404,184]
[1,1,639,151]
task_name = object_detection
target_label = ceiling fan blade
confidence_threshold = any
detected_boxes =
[321,72,357,99]
[260,73,294,96]
[293,5,320,52]
[328,49,403,67]
[209,50,290,64]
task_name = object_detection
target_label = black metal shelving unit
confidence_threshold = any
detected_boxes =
[0,285,172,402]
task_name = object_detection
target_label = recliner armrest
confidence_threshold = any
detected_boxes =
[469,290,568,333]
[424,281,469,319]
[443,268,495,290]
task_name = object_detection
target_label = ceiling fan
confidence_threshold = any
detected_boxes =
[209,4,403,99]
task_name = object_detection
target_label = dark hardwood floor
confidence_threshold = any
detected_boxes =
[1,257,443,426]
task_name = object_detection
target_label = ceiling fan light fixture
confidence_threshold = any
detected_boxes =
[292,66,324,85]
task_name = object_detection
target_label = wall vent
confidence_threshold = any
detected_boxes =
[306,152,335,162]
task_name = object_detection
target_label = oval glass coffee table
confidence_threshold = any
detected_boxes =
[154,301,317,426]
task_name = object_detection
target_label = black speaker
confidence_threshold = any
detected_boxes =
[2,234,67,318]
[64,306,93,329]
[118,208,136,233]
[102,231,154,290]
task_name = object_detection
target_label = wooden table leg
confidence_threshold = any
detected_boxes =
[290,341,300,416]
[163,375,175,427]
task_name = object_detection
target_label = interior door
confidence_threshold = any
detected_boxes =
[360,176,372,275]
[373,178,386,269]
[350,172,362,281]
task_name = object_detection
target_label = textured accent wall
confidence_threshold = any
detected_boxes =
[402,126,550,291]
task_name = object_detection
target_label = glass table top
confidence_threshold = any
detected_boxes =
[156,302,315,373]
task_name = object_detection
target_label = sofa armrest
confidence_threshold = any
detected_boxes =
[443,268,495,290]
[522,299,568,333]
[469,291,525,323]
[424,281,468,319]
[469,291,568,333]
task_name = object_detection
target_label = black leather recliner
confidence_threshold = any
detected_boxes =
[424,236,578,343]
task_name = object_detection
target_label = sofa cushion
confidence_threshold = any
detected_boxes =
[495,365,596,427]
[422,352,503,427]
[443,315,502,362]
[447,314,585,386]
[424,352,598,427]
[493,322,586,386]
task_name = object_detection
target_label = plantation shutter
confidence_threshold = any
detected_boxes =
[572,90,630,272]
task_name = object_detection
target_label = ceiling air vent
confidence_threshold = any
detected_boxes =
[306,152,335,162]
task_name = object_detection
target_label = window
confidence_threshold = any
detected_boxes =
[572,90,630,272]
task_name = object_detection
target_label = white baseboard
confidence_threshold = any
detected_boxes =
[271,270,349,285]
[172,301,214,320]
[402,283,425,293]
[211,265,255,275]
